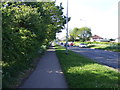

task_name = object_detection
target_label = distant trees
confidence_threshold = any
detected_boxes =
[70,27,92,42]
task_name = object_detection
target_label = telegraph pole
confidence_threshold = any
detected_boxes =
[65,0,68,55]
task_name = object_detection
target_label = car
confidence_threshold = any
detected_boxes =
[68,42,74,46]
[70,42,74,46]
[60,42,63,45]
[64,43,69,47]
[79,43,87,48]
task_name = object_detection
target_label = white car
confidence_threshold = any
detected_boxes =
[79,43,87,48]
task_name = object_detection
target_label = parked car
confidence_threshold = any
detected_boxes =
[70,42,74,46]
[64,43,69,47]
[61,42,63,45]
[68,42,74,46]
[79,43,87,48]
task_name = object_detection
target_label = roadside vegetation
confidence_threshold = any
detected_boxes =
[2,2,69,88]
[55,45,120,88]
[73,41,120,52]
[64,26,120,52]
[60,41,120,52]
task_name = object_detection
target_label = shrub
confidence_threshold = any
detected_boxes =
[2,2,67,88]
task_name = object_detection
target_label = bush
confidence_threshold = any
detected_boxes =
[2,2,67,88]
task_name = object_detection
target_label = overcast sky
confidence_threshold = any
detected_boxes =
[55,0,119,39]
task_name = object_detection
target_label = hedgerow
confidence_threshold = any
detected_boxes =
[2,2,69,88]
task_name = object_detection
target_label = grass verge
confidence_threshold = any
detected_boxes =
[73,41,120,52]
[55,45,120,88]
[87,44,120,52]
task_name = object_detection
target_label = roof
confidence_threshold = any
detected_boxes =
[91,35,103,39]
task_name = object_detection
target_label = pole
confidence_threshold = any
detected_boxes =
[80,19,87,42]
[66,0,68,55]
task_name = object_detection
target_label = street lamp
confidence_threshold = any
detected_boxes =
[65,0,68,55]
[80,19,87,42]
[80,19,87,27]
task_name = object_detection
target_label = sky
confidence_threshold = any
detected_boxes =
[55,0,119,39]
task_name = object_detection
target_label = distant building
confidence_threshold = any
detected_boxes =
[90,35,103,42]
[115,37,120,42]
[60,36,66,41]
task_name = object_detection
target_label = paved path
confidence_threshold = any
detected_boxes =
[20,47,68,88]
[68,46,120,69]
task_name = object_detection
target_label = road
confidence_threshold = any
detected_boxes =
[68,46,120,69]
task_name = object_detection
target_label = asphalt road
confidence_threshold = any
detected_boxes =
[68,46,120,69]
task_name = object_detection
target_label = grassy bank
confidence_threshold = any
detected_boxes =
[55,45,120,88]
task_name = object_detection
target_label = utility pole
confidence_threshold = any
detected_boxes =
[80,19,87,42]
[65,0,68,55]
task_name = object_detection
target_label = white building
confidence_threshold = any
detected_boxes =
[115,37,120,42]
[90,35,103,42]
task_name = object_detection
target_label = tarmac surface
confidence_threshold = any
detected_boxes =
[20,46,68,88]
[68,46,120,69]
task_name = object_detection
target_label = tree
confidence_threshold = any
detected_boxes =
[78,27,92,42]
[69,27,79,42]
[2,2,70,88]
[24,2,70,45]
[70,27,92,42]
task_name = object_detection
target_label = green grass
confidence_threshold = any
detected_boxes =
[72,41,120,52]
[55,45,120,88]
[87,44,120,52]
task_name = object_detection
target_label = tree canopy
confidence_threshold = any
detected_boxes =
[70,27,92,42]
